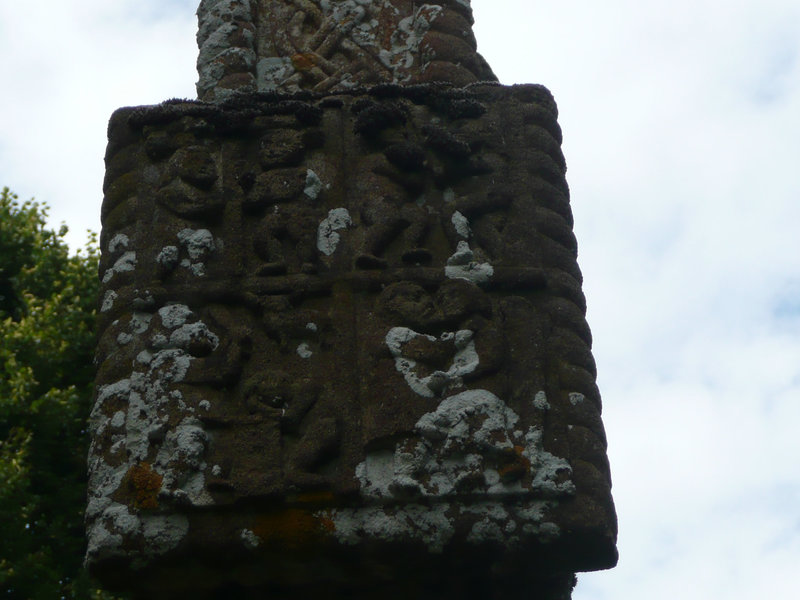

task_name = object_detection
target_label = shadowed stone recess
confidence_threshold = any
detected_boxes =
[197,0,497,100]
[87,83,617,599]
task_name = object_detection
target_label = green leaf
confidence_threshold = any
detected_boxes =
[0,187,122,599]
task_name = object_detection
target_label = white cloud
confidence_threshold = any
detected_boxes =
[0,1,197,249]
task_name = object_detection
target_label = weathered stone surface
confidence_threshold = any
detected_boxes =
[88,84,616,598]
[196,0,497,100]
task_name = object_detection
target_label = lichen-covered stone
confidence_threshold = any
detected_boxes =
[88,84,616,598]
[196,0,497,101]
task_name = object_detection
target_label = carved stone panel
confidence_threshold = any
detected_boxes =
[88,84,616,597]
[196,0,497,100]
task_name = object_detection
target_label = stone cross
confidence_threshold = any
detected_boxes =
[85,2,617,597]
[197,0,496,100]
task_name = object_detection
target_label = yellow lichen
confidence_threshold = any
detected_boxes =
[291,53,317,71]
[498,445,531,483]
[125,462,163,510]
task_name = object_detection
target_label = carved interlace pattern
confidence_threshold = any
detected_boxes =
[259,0,440,91]
[197,0,495,99]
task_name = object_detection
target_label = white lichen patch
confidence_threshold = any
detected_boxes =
[110,411,126,429]
[466,512,507,543]
[351,17,381,50]
[108,233,130,254]
[459,500,559,546]
[256,56,294,91]
[136,350,153,365]
[304,169,323,200]
[85,504,133,561]
[102,251,137,283]
[197,0,255,69]
[533,391,550,410]
[317,208,352,256]
[320,497,563,553]
[169,321,220,352]
[320,0,370,23]
[158,304,193,329]
[141,514,190,555]
[87,304,221,563]
[296,342,313,359]
[416,390,518,453]
[116,332,133,345]
[319,503,454,553]
[154,417,213,506]
[240,528,261,549]
[324,311,573,552]
[357,390,520,498]
[101,290,118,313]
[186,261,205,277]
[327,327,574,551]
[380,323,573,500]
[451,211,471,239]
[569,392,585,406]
[445,241,493,285]
[378,4,443,78]
[520,428,576,497]
[157,245,179,271]
[175,228,216,277]
[85,503,191,564]
[115,312,154,347]
[385,328,478,398]
[355,389,575,500]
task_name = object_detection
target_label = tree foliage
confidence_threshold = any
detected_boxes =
[0,187,117,599]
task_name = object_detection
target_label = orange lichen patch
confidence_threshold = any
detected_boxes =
[291,53,317,72]
[498,445,532,483]
[124,462,163,510]
[252,508,330,549]
[317,511,337,534]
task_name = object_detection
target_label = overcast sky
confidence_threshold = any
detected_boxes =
[1,1,799,597]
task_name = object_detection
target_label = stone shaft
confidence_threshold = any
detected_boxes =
[197,0,497,100]
[87,83,617,598]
